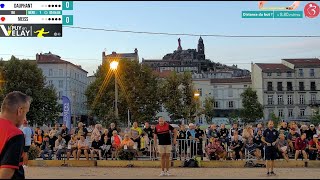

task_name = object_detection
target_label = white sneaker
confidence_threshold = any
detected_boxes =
[159,171,165,177]
[23,165,27,168]
[165,171,171,176]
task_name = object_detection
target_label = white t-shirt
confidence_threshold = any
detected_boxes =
[22,126,33,146]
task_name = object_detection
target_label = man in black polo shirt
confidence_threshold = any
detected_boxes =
[262,120,279,176]
[0,91,31,179]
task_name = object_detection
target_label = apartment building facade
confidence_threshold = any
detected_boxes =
[252,58,320,121]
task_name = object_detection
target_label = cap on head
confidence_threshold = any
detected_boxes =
[313,134,318,138]
[310,124,315,128]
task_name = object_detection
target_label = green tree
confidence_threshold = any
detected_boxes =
[86,58,162,125]
[201,96,215,124]
[310,110,320,126]
[180,71,198,123]
[240,87,263,124]
[269,112,281,128]
[0,56,60,125]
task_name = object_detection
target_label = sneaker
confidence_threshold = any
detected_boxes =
[159,171,165,177]
[23,165,27,168]
[270,171,276,176]
[165,171,171,176]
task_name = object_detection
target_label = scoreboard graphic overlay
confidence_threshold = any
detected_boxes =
[0,1,73,37]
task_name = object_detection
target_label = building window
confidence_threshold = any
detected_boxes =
[244,85,248,88]
[311,82,316,91]
[267,95,273,105]
[299,94,305,105]
[287,71,292,77]
[299,82,304,91]
[198,88,202,96]
[59,69,63,76]
[287,82,293,91]
[288,109,293,118]
[48,80,53,86]
[214,101,219,108]
[278,109,283,117]
[277,82,283,91]
[300,109,305,117]
[49,69,53,76]
[311,94,316,104]
[278,95,283,105]
[228,89,233,97]
[310,69,315,77]
[267,82,273,91]
[228,101,234,108]
[299,69,304,77]
[287,95,293,105]
[267,72,272,76]
[58,80,63,88]
[277,72,281,76]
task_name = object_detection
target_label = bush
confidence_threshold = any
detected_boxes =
[28,145,40,160]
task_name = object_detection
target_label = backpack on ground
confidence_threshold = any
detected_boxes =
[183,158,199,168]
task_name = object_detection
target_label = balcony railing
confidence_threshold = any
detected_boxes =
[267,87,273,91]
[310,100,320,106]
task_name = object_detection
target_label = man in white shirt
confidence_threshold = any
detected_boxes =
[77,135,90,160]
[21,119,33,167]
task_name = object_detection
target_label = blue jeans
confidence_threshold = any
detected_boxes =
[56,149,66,160]
[40,149,53,160]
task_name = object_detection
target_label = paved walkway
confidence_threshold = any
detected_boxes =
[25,167,320,179]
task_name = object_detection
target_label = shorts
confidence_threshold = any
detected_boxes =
[79,149,89,154]
[158,145,172,154]
[23,146,30,152]
[265,146,277,160]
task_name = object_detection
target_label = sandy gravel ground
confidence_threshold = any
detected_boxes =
[25,167,320,179]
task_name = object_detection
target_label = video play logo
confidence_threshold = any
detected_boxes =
[304,2,319,18]
[0,4,4,8]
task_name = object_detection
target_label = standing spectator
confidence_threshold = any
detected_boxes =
[186,123,198,158]
[21,119,33,167]
[90,136,102,160]
[49,123,60,150]
[61,124,70,144]
[177,124,187,159]
[294,133,308,161]
[107,123,119,138]
[195,124,205,159]
[218,124,229,144]
[277,133,289,162]
[308,134,320,160]
[77,135,90,160]
[307,124,317,141]
[154,117,177,177]
[130,122,143,150]
[262,120,279,176]
[207,124,219,139]
[55,134,66,160]
[40,135,53,160]
[0,91,31,179]
[91,124,102,141]
[67,135,78,160]
[75,122,88,139]
[253,129,264,158]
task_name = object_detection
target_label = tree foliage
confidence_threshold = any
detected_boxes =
[310,110,320,126]
[240,87,263,124]
[86,59,162,125]
[200,96,215,124]
[0,56,60,125]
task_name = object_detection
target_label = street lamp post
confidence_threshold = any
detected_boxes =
[110,61,119,119]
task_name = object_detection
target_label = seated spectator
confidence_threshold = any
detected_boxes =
[34,129,44,148]
[287,128,300,153]
[40,135,53,160]
[294,133,308,161]
[254,123,264,136]
[100,129,109,142]
[307,124,317,141]
[230,135,243,160]
[218,124,229,144]
[111,130,122,159]
[130,122,143,150]
[277,133,289,162]
[242,125,254,144]
[279,122,290,138]
[91,124,102,141]
[205,138,227,160]
[67,135,78,160]
[245,137,261,159]
[49,123,60,150]
[253,129,264,158]
[308,134,320,160]
[77,135,90,160]
[91,136,103,160]
[55,134,66,160]
[101,135,112,159]
[75,122,88,139]
[61,124,70,144]
[207,124,219,139]
[121,134,135,149]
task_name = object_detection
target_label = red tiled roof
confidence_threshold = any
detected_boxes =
[153,70,173,78]
[210,77,251,84]
[282,58,320,68]
[255,63,293,72]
